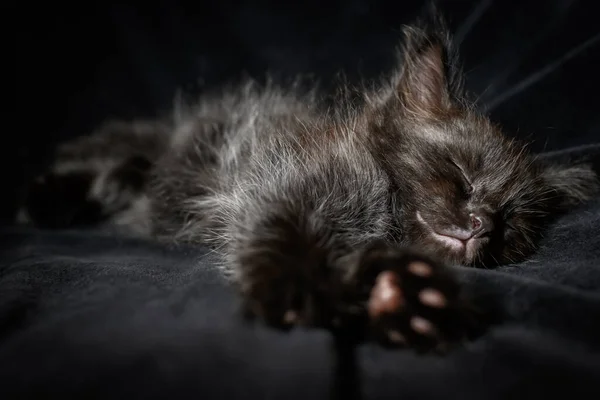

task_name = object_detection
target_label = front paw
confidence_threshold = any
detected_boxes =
[350,243,474,352]
[238,250,340,330]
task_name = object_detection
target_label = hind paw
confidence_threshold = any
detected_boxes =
[20,156,151,228]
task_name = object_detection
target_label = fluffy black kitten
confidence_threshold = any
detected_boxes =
[20,16,598,350]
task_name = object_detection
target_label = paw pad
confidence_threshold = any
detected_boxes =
[418,288,447,308]
[363,254,464,350]
[407,261,433,277]
[368,271,404,318]
[410,316,436,336]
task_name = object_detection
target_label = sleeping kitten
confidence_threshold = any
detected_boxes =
[20,16,598,351]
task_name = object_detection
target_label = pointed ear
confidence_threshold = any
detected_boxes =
[396,25,464,118]
[541,164,599,207]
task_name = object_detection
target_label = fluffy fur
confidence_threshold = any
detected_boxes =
[20,15,598,349]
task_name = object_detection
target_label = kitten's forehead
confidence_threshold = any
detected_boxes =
[474,150,541,208]
[408,114,497,144]
[413,123,451,143]
[413,119,537,195]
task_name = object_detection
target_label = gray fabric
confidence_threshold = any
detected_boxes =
[1,145,599,399]
[5,0,600,398]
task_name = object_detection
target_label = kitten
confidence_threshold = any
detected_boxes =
[20,15,598,351]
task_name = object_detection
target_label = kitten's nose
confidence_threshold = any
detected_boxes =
[469,212,494,237]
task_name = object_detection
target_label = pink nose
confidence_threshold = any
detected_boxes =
[470,214,482,230]
[469,212,493,236]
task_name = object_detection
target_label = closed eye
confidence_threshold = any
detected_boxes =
[450,160,473,193]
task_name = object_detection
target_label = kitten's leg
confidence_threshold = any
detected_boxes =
[238,218,475,351]
[19,120,169,231]
[234,211,476,350]
[235,204,346,330]
[345,241,476,351]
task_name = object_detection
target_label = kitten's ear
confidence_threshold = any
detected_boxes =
[394,22,465,118]
[541,164,599,207]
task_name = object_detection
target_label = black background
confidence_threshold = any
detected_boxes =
[8,0,600,223]
[3,2,600,398]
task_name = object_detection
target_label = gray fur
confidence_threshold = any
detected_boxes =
[20,17,599,339]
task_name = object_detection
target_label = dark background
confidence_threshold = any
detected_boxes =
[9,0,600,223]
[4,2,600,398]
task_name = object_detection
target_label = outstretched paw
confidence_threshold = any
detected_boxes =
[352,244,472,352]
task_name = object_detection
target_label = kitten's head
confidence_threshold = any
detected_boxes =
[368,19,598,267]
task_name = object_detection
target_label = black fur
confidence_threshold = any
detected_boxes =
[20,14,598,350]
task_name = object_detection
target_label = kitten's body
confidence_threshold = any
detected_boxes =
[21,16,598,349]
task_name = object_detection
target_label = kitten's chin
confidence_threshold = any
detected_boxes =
[430,238,487,266]
[461,237,489,265]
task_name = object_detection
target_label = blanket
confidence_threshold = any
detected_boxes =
[5,0,600,398]
[1,144,599,399]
